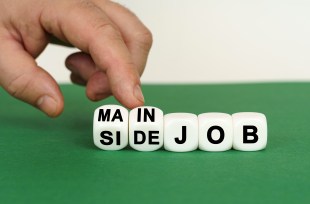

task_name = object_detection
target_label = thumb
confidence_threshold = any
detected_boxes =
[0,38,64,117]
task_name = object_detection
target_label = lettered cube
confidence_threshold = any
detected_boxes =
[232,112,267,151]
[198,113,233,152]
[93,105,128,150]
[164,113,198,152]
[129,106,164,151]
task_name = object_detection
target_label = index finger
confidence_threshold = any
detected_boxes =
[40,0,145,108]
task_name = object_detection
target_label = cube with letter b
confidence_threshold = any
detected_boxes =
[232,112,267,151]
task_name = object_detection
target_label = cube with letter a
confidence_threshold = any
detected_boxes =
[93,105,128,150]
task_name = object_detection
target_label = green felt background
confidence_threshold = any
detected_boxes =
[1,83,310,203]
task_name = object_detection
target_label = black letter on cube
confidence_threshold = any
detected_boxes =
[98,109,123,122]
[207,126,225,144]
[175,126,187,144]
[134,131,146,144]
[137,108,155,122]
[149,131,160,145]
[100,131,121,145]
[243,125,258,143]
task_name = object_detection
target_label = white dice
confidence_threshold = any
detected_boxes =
[93,105,268,152]
[129,106,164,151]
[93,105,128,150]
[164,113,198,152]
[198,113,233,152]
[232,112,267,151]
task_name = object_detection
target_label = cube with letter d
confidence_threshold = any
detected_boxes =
[129,106,164,151]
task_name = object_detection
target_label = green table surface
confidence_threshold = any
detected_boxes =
[1,83,310,204]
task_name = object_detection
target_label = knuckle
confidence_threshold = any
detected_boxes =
[75,0,121,36]
[135,28,153,51]
[77,0,97,10]
[93,22,119,36]
[6,74,29,98]
[6,71,37,99]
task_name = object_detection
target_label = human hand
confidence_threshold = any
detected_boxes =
[0,0,152,117]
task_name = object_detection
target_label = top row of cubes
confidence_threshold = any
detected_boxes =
[93,105,267,152]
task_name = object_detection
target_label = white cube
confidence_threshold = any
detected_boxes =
[232,112,267,151]
[198,113,233,152]
[129,106,164,151]
[93,105,128,150]
[164,113,198,152]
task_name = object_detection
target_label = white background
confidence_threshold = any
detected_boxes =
[37,0,310,84]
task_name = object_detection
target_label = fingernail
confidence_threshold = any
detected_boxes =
[134,85,145,103]
[37,95,58,116]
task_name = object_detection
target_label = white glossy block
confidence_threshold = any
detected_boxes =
[93,105,128,150]
[232,112,267,151]
[164,113,198,152]
[129,106,164,151]
[198,113,233,152]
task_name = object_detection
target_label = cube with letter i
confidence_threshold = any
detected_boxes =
[93,105,129,150]
[129,106,164,151]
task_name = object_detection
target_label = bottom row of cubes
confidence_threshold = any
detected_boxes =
[93,105,268,152]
